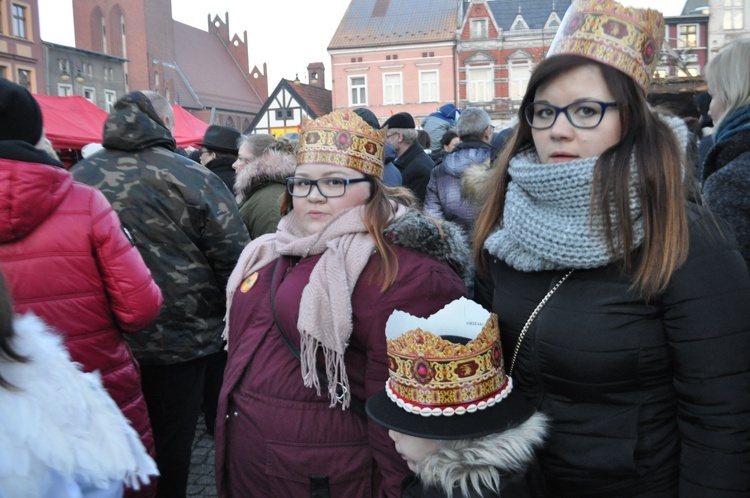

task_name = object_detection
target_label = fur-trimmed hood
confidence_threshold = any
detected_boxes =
[460,156,494,207]
[385,209,473,287]
[234,148,296,204]
[416,412,549,498]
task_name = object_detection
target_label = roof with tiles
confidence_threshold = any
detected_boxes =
[328,0,461,50]
[172,20,263,113]
[284,80,333,118]
[485,0,572,31]
[246,78,332,133]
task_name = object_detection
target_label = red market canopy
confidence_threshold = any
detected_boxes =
[172,104,209,148]
[36,95,108,150]
[35,95,209,150]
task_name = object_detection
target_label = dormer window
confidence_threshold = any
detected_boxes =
[510,15,529,31]
[545,13,561,29]
[471,19,488,39]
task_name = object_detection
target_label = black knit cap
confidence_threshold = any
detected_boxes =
[382,111,415,130]
[0,79,43,145]
[353,108,381,130]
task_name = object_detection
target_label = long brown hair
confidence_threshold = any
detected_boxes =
[281,178,416,291]
[473,55,688,299]
[0,270,29,389]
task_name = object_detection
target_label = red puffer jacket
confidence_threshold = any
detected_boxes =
[0,143,163,481]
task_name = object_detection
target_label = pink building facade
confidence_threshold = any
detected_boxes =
[328,0,461,126]
[330,45,457,124]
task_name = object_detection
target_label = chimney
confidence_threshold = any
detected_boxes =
[307,62,325,89]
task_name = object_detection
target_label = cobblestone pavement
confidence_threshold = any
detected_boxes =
[187,414,218,498]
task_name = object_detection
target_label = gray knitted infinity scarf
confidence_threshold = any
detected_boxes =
[484,149,644,271]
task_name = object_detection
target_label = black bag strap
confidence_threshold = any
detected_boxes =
[270,257,368,420]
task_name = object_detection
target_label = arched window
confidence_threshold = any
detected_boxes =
[101,17,107,53]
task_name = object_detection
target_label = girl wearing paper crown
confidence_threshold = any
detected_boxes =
[215,109,471,497]
[366,298,549,498]
[470,0,750,496]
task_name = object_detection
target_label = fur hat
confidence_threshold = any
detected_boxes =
[0,79,43,145]
[199,125,241,154]
[382,112,416,130]
[548,0,665,92]
[366,306,537,440]
[297,108,386,178]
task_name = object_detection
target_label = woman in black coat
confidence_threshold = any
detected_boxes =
[701,38,750,269]
[472,2,750,496]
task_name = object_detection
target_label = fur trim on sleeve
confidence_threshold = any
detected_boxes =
[417,411,549,498]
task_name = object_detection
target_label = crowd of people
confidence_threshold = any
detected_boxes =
[1,0,750,497]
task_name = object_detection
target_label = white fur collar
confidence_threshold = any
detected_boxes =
[0,314,157,496]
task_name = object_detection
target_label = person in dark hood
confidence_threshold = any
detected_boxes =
[198,125,241,192]
[72,90,250,498]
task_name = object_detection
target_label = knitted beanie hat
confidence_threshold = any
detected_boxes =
[0,78,43,145]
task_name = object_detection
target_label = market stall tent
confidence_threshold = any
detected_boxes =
[36,95,209,151]
[171,104,209,148]
[35,95,109,150]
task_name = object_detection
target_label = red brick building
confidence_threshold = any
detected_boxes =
[458,0,572,124]
[71,0,267,129]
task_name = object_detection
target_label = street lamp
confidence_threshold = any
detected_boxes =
[60,55,85,85]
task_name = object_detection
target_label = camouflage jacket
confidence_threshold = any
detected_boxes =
[72,92,250,364]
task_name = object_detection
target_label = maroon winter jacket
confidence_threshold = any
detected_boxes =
[0,143,163,469]
[215,220,469,498]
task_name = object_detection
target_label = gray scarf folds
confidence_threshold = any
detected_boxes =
[484,149,644,271]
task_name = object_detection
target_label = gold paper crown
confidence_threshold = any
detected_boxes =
[385,314,511,416]
[297,109,386,178]
[548,0,665,92]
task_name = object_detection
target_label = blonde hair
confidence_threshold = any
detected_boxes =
[704,39,750,127]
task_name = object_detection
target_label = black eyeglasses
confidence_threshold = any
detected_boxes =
[285,177,369,198]
[524,100,618,130]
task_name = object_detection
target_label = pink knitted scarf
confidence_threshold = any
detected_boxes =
[224,204,407,409]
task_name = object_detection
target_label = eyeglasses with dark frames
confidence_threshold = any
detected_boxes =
[285,176,370,198]
[524,100,618,130]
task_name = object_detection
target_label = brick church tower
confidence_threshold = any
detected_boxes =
[72,0,176,94]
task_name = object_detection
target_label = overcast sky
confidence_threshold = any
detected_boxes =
[37,0,687,89]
